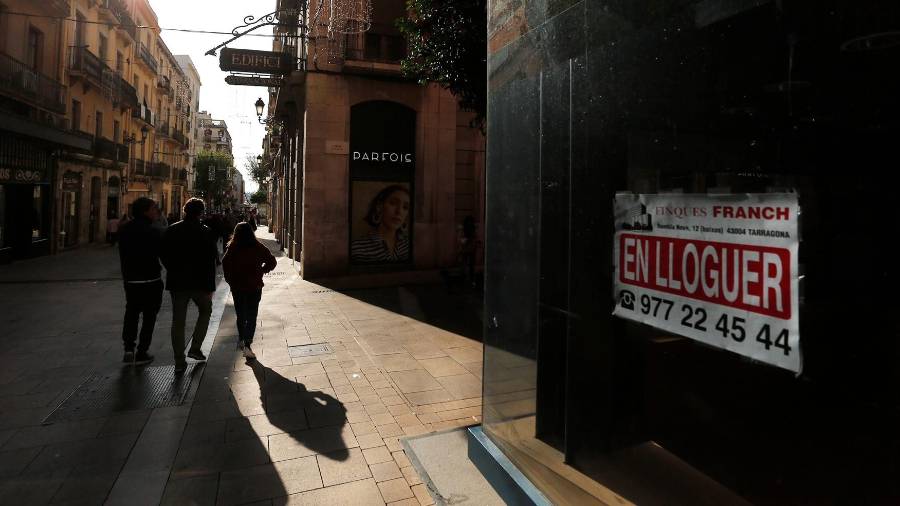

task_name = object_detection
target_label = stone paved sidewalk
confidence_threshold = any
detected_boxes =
[0,228,484,505]
[160,230,484,505]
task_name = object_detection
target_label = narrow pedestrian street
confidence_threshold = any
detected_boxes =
[0,228,484,505]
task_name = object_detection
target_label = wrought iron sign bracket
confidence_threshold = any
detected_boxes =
[205,8,300,57]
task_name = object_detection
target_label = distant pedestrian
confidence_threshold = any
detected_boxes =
[222,222,276,360]
[248,209,258,231]
[117,197,162,366]
[161,198,219,374]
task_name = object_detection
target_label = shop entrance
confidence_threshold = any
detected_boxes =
[89,176,101,243]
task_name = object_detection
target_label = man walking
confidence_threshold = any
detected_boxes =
[162,198,219,373]
[118,197,162,365]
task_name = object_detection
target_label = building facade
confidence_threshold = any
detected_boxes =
[264,0,486,282]
[174,54,201,198]
[0,0,195,262]
[482,0,900,504]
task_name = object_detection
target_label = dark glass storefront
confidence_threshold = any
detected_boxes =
[0,134,53,262]
[484,1,900,504]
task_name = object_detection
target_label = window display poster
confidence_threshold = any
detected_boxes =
[612,193,801,373]
[350,181,412,264]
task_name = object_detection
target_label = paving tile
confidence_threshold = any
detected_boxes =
[381,395,405,406]
[47,461,124,505]
[418,357,469,378]
[362,445,393,465]
[435,374,482,400]
[400,465,422,486]
[217,457,320,506]
[377,477,415,503]
[387,371,442,394]
[350,421,377,436]
[0,446,41,478]
[411,483,435,505]
[288,477,384,506]
[403,389,454,406]
[172,437,270,478]
[387,499,420,506]
[0,468,69,505]
[268,425,357,462]
[356,432,386,450]
[369,460,403,483]
[383,437,403,453]
[392,451,411,469]
[377,423,405,438]
[161,474,219,506]
[393,414,420,428]
[317,447,371,486]
[444,347,482,364]
[370,412,396,426]
[364,403,389,416]
[1,418,107,450]
[26,432,138,473]
[98,410,152,436]
[402,424,429,437]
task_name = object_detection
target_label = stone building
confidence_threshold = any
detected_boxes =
[263,0,486,282]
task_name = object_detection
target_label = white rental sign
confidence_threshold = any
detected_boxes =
[612,193,801,373]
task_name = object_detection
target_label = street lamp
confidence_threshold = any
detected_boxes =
[255,98,266,124]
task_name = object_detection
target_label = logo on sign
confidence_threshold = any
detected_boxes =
[352,152,413,163]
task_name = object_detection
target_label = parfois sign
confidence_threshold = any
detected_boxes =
[613,193,801,372]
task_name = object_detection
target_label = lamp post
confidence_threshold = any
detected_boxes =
[122,125,150,194]
[255,98,266,124]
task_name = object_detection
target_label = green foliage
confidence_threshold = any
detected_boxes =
[193,150,233,208]
[245,154,271,186]
[397,0,487,127]
[250,189,268,204]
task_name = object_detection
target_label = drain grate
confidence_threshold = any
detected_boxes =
[311,289,335,294]
[43,364,201,423]
[287,344,332,357]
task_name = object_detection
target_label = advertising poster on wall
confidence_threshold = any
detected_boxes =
[612,193,801,373]
[350,181,412,264]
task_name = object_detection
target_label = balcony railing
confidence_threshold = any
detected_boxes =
[345,29,406,63]
[131,105,153,126]
[68,46,106,86]
[0,51,66,114]
[134,159,145,174]
[46,0,70,17]
[173,169,188,184]
[118,74,139,110]
[108,0,137,40]
[157,75,170,93]
[94,137,128,161]
[156,122,170,138]
[138,43,158,74]
[173,129,187,146]
[146,162,170,179]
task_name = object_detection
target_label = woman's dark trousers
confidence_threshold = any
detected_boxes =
[122,280,163,352]
[232,290,262,344]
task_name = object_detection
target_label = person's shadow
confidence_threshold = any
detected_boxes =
[247,359,350,461]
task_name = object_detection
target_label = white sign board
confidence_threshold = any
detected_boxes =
[612,193,801,373]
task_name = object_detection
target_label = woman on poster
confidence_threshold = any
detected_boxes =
[351,184,411,263]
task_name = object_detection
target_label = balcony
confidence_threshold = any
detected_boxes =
[345,29,406,64]
[134,159,145,174]
[118,74,139,110]
[146,162,170,180]
[138,43,158,74]
[156,121,170,138]
[68,46,107,87]
[173,129,187,146]
[157,74,170,94]
[173,169,188,185]
[131,104,153,126]
[0,51,66,114]
[45,0,70,17]
[97,0,118,23]
[109,0,137,41]
[93,136,128,161]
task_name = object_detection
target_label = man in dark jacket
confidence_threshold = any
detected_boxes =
[118,197,162,365]
[161,198,219,373]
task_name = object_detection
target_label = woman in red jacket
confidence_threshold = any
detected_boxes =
[222,222,277,359]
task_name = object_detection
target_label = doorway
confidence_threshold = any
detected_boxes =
[89,176,101,242]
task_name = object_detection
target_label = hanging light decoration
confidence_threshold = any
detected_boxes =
[328,0,372,35]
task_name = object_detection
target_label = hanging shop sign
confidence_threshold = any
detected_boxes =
[61,171,83,191]
[612,192,801,373]
[219,48,290,74]
[224,75,285,87]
